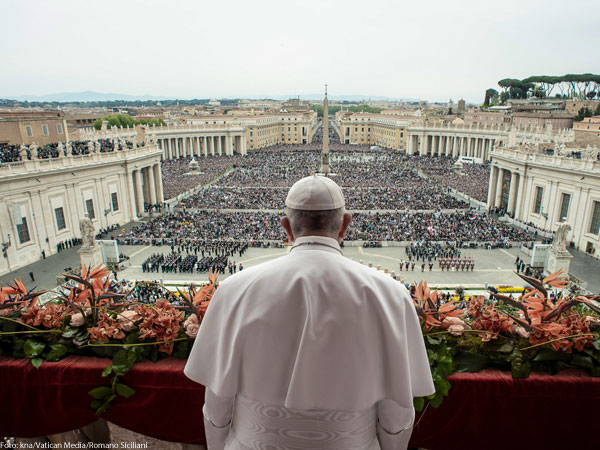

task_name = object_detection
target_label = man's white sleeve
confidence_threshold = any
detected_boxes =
[376,399,415,450]
[203,388,234,450]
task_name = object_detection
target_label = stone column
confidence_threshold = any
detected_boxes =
[487,165,498,208]
[240,135,247,155]
[225,135,232,155]
[507,172,519,216]
[207,136,213,155]
[437,135,443,155]
[201,137,207,156]
[142,167,150,203]
[419,135,426,156]
[147,166,157,206]
[216,136,222,155]
[133,169,144,216]
[183,136,188,157]
[127,171,137,219]
[494,168,504,208]
[153,163,164,203]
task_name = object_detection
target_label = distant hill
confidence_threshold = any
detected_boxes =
[2,91,420,103]
[6,91,173,102]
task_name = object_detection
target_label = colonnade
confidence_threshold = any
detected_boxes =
[128,163,164,217]
[406,133,500,161]
[487,165,522,216]
[156,134,246,160]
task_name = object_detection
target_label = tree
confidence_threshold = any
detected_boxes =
[500,91,510,105]
[93,114,165,130]
[595,103,600,116]
[448,107,453,115]
[483,88,498,106]
[574,107,593,121]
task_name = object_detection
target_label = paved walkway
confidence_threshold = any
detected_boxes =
[4,231,598,294]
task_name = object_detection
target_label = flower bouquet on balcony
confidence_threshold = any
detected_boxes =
[411,269,600,411]
[0,265,218,414]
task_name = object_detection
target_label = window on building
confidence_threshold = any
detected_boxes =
[533,187,543,214]
[57,124,63,134]
[85,199,95,219]
[54,207,66,230]
[25,126,33,137]
[559,193,571,222]
[17,217,30,244]
[42,125,49,136]
[111,193,119,211]
[589,201,600,235]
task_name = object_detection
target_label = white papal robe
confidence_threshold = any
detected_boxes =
[185,236,434,449]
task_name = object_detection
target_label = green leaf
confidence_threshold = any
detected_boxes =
[427,336,441,345]
[413,397,425,412]
[533,349,571,362]
[24,339,46,358]
[571,354,593,369]
[429,393,445,408]
[113,349,128,366]
[593,338,600,351]
[453,351,489,373]
[437,378,452,397]
[95,395,117,415]
[426,349,437,363]
[126,350,137,366]
[31,356,43,369]
[45,344,68,362]
[124,332,141,345]
[115,383,136,398]
[90,400,103,410]
[111,364,130,376]
[62,327,79,338]
[101,366,113,377]
[88,386,112,400]
[497,343,514,353]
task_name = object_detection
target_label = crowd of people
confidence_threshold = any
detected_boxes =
[116,208,534,246]
[413,155,491,203]
[0,139,135,163]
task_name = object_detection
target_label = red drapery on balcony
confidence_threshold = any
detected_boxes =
[1,355,599,449]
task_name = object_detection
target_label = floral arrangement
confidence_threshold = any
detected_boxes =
[0,265,217,414]
[411,269,600,410]
[0,265,598,414]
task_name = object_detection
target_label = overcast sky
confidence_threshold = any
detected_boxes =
[1,0,598,103]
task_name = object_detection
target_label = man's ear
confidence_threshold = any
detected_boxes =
[338,213,352,241]
[281,216,295,243]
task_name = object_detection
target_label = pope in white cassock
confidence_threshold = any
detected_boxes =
[185,175,435,450]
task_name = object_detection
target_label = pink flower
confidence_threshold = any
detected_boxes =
[0,307,15,317]
[513,326,530,339]
[448,324,465,336]
[442,316,467,336]
[118,310,140,332]
[70,312,85,327]
[184,314,200,338]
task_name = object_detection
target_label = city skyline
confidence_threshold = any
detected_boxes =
[1,0,599,103]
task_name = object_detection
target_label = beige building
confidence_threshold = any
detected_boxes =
[464,109,512,127]
[573,116,600,135]
[0,143,163,275]
[488,142,600,257]
[0,111,69,146]
[336,112,409,149]
[565,100,600,116]
[512,112,573,130]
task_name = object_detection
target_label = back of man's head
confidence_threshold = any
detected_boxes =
[283,175,350,239]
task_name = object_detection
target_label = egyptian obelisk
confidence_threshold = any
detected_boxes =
[320,84,330,176]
